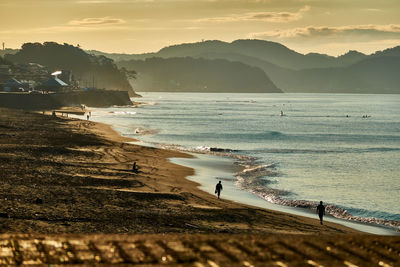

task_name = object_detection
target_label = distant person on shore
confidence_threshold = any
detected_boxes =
[215,181,223,199]
[87,114,89,120]
[132,162,139,173]
[317,201,326,225]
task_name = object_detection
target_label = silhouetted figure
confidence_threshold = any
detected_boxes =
[132,162,139,173]
[87,114,89,120]
[317,201,325,225]
[215,181,223,199]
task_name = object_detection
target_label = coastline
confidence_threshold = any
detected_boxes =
[85,92,400,235]
[170,154,398,235]
[0,107,361,235]
[83,109,399,235]
[77,111,398,236]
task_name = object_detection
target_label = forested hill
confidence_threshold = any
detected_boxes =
[92,39,369,70]
[5,42,137,96]
[105,40,400,94]
[89,40,400,94]
[118,57,281,93]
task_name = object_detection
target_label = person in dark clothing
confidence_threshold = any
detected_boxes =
[316,201,326,225]
[215,181,223,199]
[132,162,139,173]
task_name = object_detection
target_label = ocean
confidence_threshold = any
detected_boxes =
[83,92,400,230]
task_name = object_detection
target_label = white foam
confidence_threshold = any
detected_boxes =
[109,111,137,115]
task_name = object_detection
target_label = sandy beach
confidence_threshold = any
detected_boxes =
[1,107,400,266]
[0,107,359,235]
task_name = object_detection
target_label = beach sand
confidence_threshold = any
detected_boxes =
[0,107,357,235]
[1,108,400,265]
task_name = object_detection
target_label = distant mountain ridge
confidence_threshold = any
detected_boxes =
[91,39,370,70]
[92,39,400,94]
[118,57,281,93]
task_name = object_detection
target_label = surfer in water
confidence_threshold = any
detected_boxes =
[317,201,326,225]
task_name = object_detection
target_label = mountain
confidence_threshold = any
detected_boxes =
[117,57,281,93]
[274,56,400,93]
[94,39,400,94]
[372,46,400,57]
[88,50,149,62]
[337,50,367,65]
[97,40,366,70]
[5,42,137,96]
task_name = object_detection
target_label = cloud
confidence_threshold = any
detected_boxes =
[76,0,153,3]
[0,18,127,35]
[250,24,400,40]
[68,17,126,26]
[365,8,382,12]
[198,5,310,23]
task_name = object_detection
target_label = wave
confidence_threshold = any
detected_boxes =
[134,101,157,106]
[108,111,137,115]
[254,147,400,154]
[234,166,400,230]
[236,163,276,177]
[133,127,159,135]
[151,143,254,162]
[196,146,239,153]
[135,140,400,231]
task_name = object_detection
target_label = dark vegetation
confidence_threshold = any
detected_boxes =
[4,42,136,95]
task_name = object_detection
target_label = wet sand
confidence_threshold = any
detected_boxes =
[171,155,398,235]
[0,107,359,235]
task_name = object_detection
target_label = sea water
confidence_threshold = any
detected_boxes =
[86,93,400,229]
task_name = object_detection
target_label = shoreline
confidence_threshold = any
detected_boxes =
[84,109,400,235]
[79,110,398,235]
[170,154,398,235]
[0,107,361,235]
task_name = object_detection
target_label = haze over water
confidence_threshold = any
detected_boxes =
[90,93,400,226]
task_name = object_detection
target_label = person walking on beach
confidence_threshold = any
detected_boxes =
[317,201,326,225]
[132,162,139,173]
[215,181,223,199]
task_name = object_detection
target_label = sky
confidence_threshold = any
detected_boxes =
[0,0,400,56]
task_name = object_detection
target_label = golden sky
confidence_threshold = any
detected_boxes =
[1,0,399,55]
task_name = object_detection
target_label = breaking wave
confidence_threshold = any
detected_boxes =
[234,162,400,231]
[109,111,137,115]
[131,139,400,231]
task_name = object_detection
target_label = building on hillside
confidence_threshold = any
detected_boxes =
[19,80,37,91]
[41,77,70,92]
[2,78,24,92]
